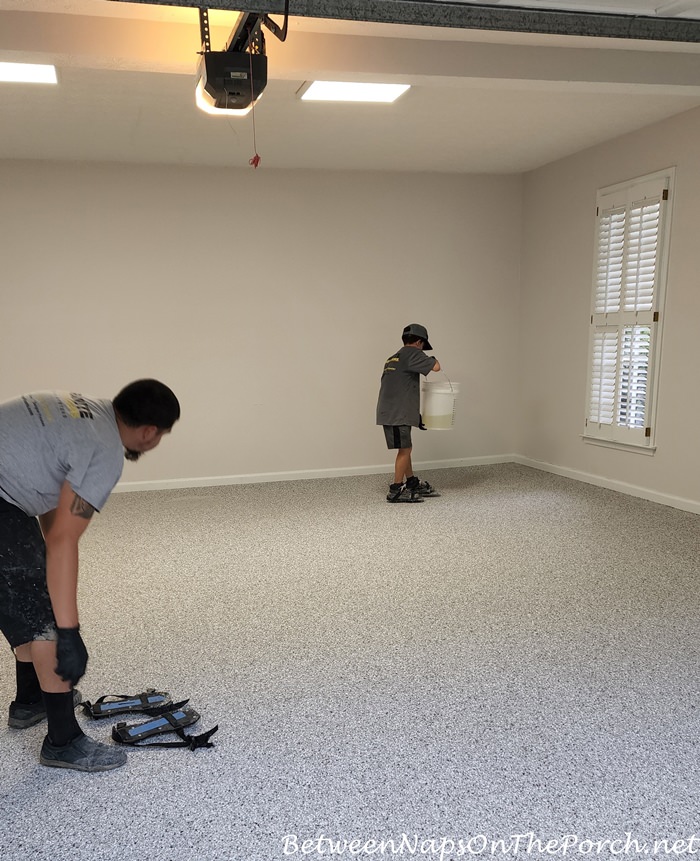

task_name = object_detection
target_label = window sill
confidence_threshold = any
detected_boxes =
[582,435,656,456]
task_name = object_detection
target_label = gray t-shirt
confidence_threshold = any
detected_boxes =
[376,346,438,427]
[0,392,124,516]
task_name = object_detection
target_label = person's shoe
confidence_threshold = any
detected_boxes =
[406,476,441,498]
[8,688,83,729]
[40,733,127,772]
[387,482,423,503]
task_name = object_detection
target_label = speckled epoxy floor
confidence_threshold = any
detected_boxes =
[1,464,699,861]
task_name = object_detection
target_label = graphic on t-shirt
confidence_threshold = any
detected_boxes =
[22,395,52,427]
[66,394,95,420]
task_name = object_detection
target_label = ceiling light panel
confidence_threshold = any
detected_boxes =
[298,82,410,103]
[0,63,57,84]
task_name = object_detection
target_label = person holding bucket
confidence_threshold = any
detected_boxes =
[376,323,441,503]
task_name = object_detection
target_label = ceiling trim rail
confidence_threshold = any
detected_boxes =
[109,0,700,42]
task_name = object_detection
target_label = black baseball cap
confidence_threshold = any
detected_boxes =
[403,323,433,350]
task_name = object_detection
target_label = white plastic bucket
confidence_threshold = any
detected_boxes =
[421,380,459,430]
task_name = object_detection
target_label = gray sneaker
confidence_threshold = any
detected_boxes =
[8,688,83,729]
[406,477,441,497]
[40,733,127,772]
[387,482,423,503]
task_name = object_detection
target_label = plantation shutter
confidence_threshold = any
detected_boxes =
[585,173,672,447]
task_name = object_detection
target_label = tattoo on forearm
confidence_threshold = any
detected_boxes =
[70,494,95,520]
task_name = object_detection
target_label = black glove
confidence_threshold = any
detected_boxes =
[419,414,427,430]
[55,626,89,685]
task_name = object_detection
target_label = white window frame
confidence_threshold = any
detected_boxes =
[583,168,675,453]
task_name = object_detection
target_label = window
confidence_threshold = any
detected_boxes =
[584,169,674,450]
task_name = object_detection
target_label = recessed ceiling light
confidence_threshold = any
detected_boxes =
[297,81,410,103]
[0,62,57,84]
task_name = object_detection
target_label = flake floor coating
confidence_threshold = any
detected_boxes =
[1,464,698,861]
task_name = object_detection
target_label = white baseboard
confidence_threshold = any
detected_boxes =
[513,455,700,516]
[114,454,699,515]
[113,454,514,494]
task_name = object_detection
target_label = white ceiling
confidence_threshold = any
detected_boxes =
[1,0,700,173]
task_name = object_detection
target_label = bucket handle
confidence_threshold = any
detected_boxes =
[440,372,454,393]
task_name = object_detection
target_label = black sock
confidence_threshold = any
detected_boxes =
[42,691,83,746]
[15,659,42,704]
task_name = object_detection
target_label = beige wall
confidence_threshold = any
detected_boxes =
[519,105,700,509]
[0,162,522,487]
[4,109,698,512]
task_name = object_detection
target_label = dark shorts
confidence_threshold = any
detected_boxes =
[383,425,413,450]
[0,497,57,649]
